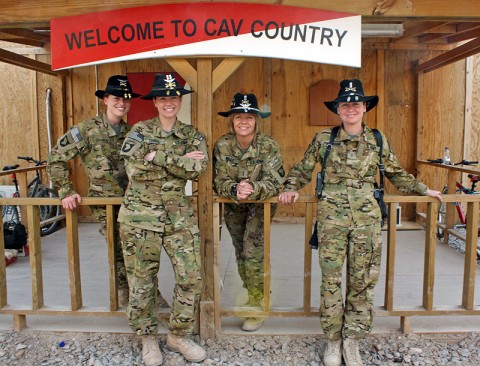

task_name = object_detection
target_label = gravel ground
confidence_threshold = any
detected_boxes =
[1,330,480,366]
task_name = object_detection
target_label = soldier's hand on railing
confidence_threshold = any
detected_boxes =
[426,189,443,201]
[62,193,82,210]
[278,191,299,205]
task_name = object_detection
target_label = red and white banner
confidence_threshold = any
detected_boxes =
[50,3,361,70]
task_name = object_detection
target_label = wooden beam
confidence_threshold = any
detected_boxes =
[0,28,50,43]
[0,48,65,76]
[416,36,480,73]
[447,27,480,43]
[2,1,480,26]
[196,58,214,340]
[396,21,448,41]
[165,58,197,91]
[0,37,44,47]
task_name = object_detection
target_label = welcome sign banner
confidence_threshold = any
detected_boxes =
[50,3,361,70]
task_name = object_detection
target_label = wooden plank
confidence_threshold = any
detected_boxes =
[422,202,437,311]
[27,205,43,309]
[462,201,478,309]
[66,209,82,310]
[106,204,118,311]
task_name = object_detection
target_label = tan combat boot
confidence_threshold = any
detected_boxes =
[166,333,207,362]
[241,317,264,332]
[343,338,364,366]
[117,287,129,308]
[141,335,163,366]
[323,339,342,366]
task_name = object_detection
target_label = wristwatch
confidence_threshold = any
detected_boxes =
[231,183,238,197]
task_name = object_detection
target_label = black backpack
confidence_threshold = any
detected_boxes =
[3,222,28,250]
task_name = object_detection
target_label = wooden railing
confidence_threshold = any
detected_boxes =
[213,194,480,334]
[0,194,478,335]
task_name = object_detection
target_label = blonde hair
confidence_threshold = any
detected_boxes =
[228,113,262,134]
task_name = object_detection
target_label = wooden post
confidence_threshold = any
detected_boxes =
[28,205,43,310]
[106,204,118,310]
[196,58,215,340]
[0,214,7,308]
[303,202,313,312]
[462,201,478,309]
[385,202,397,311]
[66,209,82,310]
[422,202,437,311]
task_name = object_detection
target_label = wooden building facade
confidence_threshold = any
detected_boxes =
[1,0,480,337]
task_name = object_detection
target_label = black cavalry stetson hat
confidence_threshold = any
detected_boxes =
[95,75,141,99]
[218,93,271,118]
[324,79,379,114]
[141,73,193,99]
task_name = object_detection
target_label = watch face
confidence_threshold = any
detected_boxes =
[231,184,237,196]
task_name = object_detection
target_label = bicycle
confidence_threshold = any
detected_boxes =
[2,156,62,236]
[433,159,480,259]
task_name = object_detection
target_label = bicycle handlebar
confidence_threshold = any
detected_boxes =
[427,158,478,166]
[17,156,47,166]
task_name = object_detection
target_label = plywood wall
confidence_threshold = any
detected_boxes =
[2,50,479,221]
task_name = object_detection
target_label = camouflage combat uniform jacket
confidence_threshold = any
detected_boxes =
[213,132,285,199]
[284,125,428,226]
[118,118,208,232]
[47,113,130,199]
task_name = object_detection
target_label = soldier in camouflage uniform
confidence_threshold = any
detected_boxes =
[47,75,141,307]
[279,80,442,366]
[214,93,285,332]
[118,73,208,366]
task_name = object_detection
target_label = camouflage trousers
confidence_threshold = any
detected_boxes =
[90,205,128,289]
[316,220,382,340]
[224,203,276,305]
[119,222,202,336]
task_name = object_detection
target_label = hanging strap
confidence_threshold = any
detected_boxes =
[316,125,340,197]
[372,128,384,190]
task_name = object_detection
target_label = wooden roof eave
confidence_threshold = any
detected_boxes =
[0,48,66,76]
[416,36,480,73]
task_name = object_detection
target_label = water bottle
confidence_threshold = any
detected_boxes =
[443,147,450,165]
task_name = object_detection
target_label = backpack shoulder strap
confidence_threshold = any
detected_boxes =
[372,128,385,189]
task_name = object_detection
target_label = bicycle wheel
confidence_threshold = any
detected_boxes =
[35,187,61,236]
[437,187,448,239]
